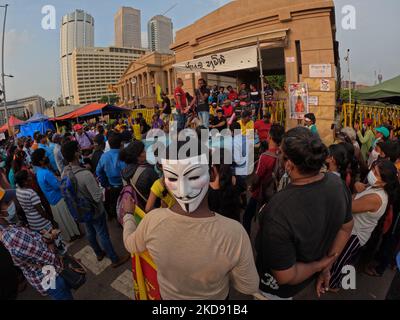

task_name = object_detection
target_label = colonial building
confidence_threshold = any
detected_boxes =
[171,0,339,142]
[114,52,176,108]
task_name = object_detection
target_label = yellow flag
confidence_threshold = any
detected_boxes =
[156,85,163,104]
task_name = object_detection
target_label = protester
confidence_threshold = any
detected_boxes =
[304,113,319,136]
[209,109,227,132]
[174,78,188,131]
[254,113,272,143]
[326,143,350,181]
[238,110,254,136]
[74,124,95,156]
[0,241,18,300]
[217,87,227,106]
[190,78,210,128]
[151,113,164,129]
[91,134,105,174]
[0,187,73,300]
[52,134,65,174]
[244,124,285,235]
[120,141,159,211]
[328,160,399,290]
[368,126,390,167]
[256,127,354,300]
[222,99,234,118]
[208,151,241,222]
[32,148,80,242]
[38,134,59,174]
[8,149,28,188]
[96,132,126,221]
[227,85,238,102]
[161,92,171,123]
[250,84,261,119]
[15,170,54,233]
[61,141,129,267]
[355,119,375,162]
[122,140,259,299]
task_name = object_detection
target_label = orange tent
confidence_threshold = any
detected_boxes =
[0,115,25,133]
[53,103,129,121]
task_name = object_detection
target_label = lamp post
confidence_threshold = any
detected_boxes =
[1,4,9,131]
[344,49,351,105]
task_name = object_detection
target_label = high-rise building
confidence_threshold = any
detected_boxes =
[70,47,147,105]
[148,15,173,54]
[115,7,141,49]
[60,10,94,105]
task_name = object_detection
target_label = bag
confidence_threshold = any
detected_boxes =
[258,151,284,204]
[60,166,95,223]
[60,254,86,290]
[117,166,161,300]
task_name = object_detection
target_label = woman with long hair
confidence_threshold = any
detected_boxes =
[328,159,400,291]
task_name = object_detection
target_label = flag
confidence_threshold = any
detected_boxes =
[156,84,163,104]
[131,205,161,300]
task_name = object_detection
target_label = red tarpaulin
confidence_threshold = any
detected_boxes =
[0,115,25,132]
[53,103,109,121]
[53,103,130,121]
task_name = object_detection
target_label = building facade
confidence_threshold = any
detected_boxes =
[0,96,46,125]
[60,10,95,105]
[114,52,175,108]
[71,47,147,105]
[115,7,142,48]
[171,0,339,143]
[148,15,174,54]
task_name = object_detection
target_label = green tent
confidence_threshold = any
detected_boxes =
[357,75,400,105]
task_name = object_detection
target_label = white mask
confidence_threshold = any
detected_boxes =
[367,170,378,186]
[6,202,16,223]
[161,154,210,213]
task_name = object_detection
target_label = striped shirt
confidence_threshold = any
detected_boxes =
[16,188,52,232]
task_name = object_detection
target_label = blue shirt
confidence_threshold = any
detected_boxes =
[38,143,58,173]
[96,149,126,188]
[36,167,62,205]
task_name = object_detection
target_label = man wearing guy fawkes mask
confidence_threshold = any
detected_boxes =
[122,139,259,300]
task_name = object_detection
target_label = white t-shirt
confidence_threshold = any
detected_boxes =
[123,208,259,300]
[352,187,388,246]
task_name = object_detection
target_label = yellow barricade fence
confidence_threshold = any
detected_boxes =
[341,103,400,130]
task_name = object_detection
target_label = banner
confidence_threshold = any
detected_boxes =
[289,83,309,120]
[173,46,258,73]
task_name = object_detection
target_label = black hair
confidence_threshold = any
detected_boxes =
[376,160,400,206]
[328,144,349,180]
[282,127,328,175]
[230,121,241,131]
[94,134,106,147]
[164,138,207,162]
[61,140,79,163]
[241,110,251,118]
[119,140,145,164]
[97,125,105,135]
[269,124,285,146]
[304,113,316,124]
[108,132,123,149]
[340,142,359,190]
[15,170,29,188]
[31,148,46,167]
[378,141,400,163]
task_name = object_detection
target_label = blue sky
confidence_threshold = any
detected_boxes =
[4,0,400,101]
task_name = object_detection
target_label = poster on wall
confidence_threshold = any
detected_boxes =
[309,64,332,78]
[289,83,309,120]
[320,79,330,91]
[308,96,319,106]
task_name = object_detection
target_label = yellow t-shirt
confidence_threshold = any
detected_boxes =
[151,179,175,208]
[209,106,217,117]
[132,124,141,141]
[238,120,254,136]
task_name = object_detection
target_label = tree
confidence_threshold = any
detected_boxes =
[99,95,119,105]
[265,75,286,90]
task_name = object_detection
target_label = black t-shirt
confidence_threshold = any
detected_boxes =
[256,173,352,298]
[196,87,211,112]
[162,97,171,115]
[91,150,103,173]
[211,116,227,131]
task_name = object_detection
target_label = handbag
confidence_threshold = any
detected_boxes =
[60,254,87,290]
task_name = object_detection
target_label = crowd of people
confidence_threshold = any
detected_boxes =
[1,77,400,301]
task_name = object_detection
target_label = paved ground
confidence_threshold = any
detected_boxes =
[18,216,396,300]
